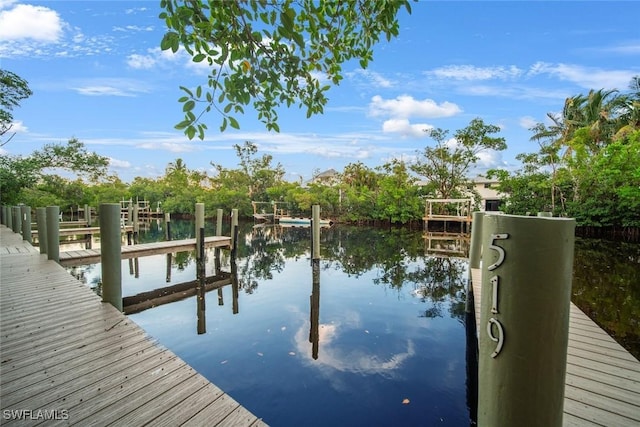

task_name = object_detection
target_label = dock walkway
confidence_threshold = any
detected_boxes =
[0,226,266,426]
[471,268,640,426]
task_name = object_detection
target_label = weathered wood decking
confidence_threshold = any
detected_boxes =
[0,226,266,426]
[59,236,232,266]
[470,268,640,426]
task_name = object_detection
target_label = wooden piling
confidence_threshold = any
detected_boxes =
[12,206,21,234]
[230,208,238,258]
[216,208,223,236]
[36,207,47,254]
[195,203,205,263]
[100,203,123,312]
[164,212,171,241]
[45,206,59,262]
[312,205,320,260]
[84,203,92,226]
[20,205,31,243]
[468,211,484,271]
[477,214,575,427]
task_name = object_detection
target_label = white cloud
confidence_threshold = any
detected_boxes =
[427,65,524,81]
[528,62,636,90]
[5,120,28,133]
[369,95,462,119]
[71,78,151,97]
[126,53,157,70]
[108,158,131,169]
[112,25,153,33]
[519,116,538,130]
[382,119,432,138]
[349,69,395,88]
[0,3,62,42]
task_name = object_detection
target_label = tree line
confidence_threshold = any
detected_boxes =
[1,76,638,233]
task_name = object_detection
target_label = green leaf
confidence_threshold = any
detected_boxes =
[229,116,240,129]
[175,119,191,130]
[220,117,228,132]
[186,125,196,140]
[183,100,196,112]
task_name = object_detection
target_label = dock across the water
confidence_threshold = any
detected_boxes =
[470,268,640,426]
[59,236,232,266]
[0,226,266,426]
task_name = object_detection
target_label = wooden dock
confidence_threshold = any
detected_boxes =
[470,268,640,426]
[59,236,232,266]
[32,226,134,238]
[0,226,266,426]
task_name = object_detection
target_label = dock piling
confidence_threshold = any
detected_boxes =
[45,206,59,262]
[36,208,47,254]
[312,205,320,260]
[12,206,21,234]
[100,203,123,312]
[20,205,31,243]
[230,208,238,258]
[478,214,575,427]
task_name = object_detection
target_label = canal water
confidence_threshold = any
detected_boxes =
[65,220,639,426]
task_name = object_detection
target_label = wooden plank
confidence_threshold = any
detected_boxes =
[68,365,197,425]
[108,371,211,426]
[566,371,640,407]
[149,383,225,427]
[181,394,242,427]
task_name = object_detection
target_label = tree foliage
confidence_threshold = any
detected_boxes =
[0,69,33,146]
[159,0,412,138]
[411,118,506,199]
[0,138,109,206]
[491,76,640,227]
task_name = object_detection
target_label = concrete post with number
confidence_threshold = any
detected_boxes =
[100,203,122,312]
[478,214,575,427]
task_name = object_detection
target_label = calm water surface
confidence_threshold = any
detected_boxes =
[65,219,639,426]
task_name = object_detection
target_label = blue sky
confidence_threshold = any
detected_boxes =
[1,1,639,183]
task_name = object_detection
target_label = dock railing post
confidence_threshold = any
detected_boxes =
[478,214,575,427]
[312,204,320,260]
[46,206,60,262]
[100,203,123,312]
[21,205,31,243]
[36,208,47,254]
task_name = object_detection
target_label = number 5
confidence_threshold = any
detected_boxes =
[487,233,509,271]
